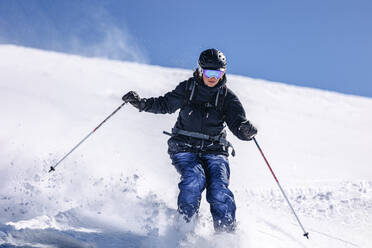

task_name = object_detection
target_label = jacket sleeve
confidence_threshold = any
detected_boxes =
[223,89,249,140]
[140,80,187,114]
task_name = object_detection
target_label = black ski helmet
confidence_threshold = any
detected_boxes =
[198,48,226,71]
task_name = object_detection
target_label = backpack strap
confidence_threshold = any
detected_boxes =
[189,80,196,102]
[163,128,236,157]
[185,78,196,106]
[215,85,228,111]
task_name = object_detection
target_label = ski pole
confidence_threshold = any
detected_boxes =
[253,137,309,239]
[49,102,126,173]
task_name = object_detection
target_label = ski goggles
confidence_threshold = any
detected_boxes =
[202,69,224,79]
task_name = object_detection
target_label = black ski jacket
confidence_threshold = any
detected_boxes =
[140,74,248,156]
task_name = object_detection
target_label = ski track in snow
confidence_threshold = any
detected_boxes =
[1,45,372,247]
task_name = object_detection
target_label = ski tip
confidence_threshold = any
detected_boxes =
[48,166,55,173]
[304,232,309,239]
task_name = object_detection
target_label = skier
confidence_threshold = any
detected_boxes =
[122,48,257,232]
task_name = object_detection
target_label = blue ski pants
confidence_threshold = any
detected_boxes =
[171,152,236,232]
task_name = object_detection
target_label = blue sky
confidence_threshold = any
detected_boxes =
[1,0,371,97]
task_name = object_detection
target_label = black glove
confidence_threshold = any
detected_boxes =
[122,91,145,111]
[238,121,257,141]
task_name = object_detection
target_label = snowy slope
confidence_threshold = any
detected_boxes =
[0,45,371,248]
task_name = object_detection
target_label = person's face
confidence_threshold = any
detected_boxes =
[202,71,224,87]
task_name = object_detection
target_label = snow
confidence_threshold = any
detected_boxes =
[0,45,371,247]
